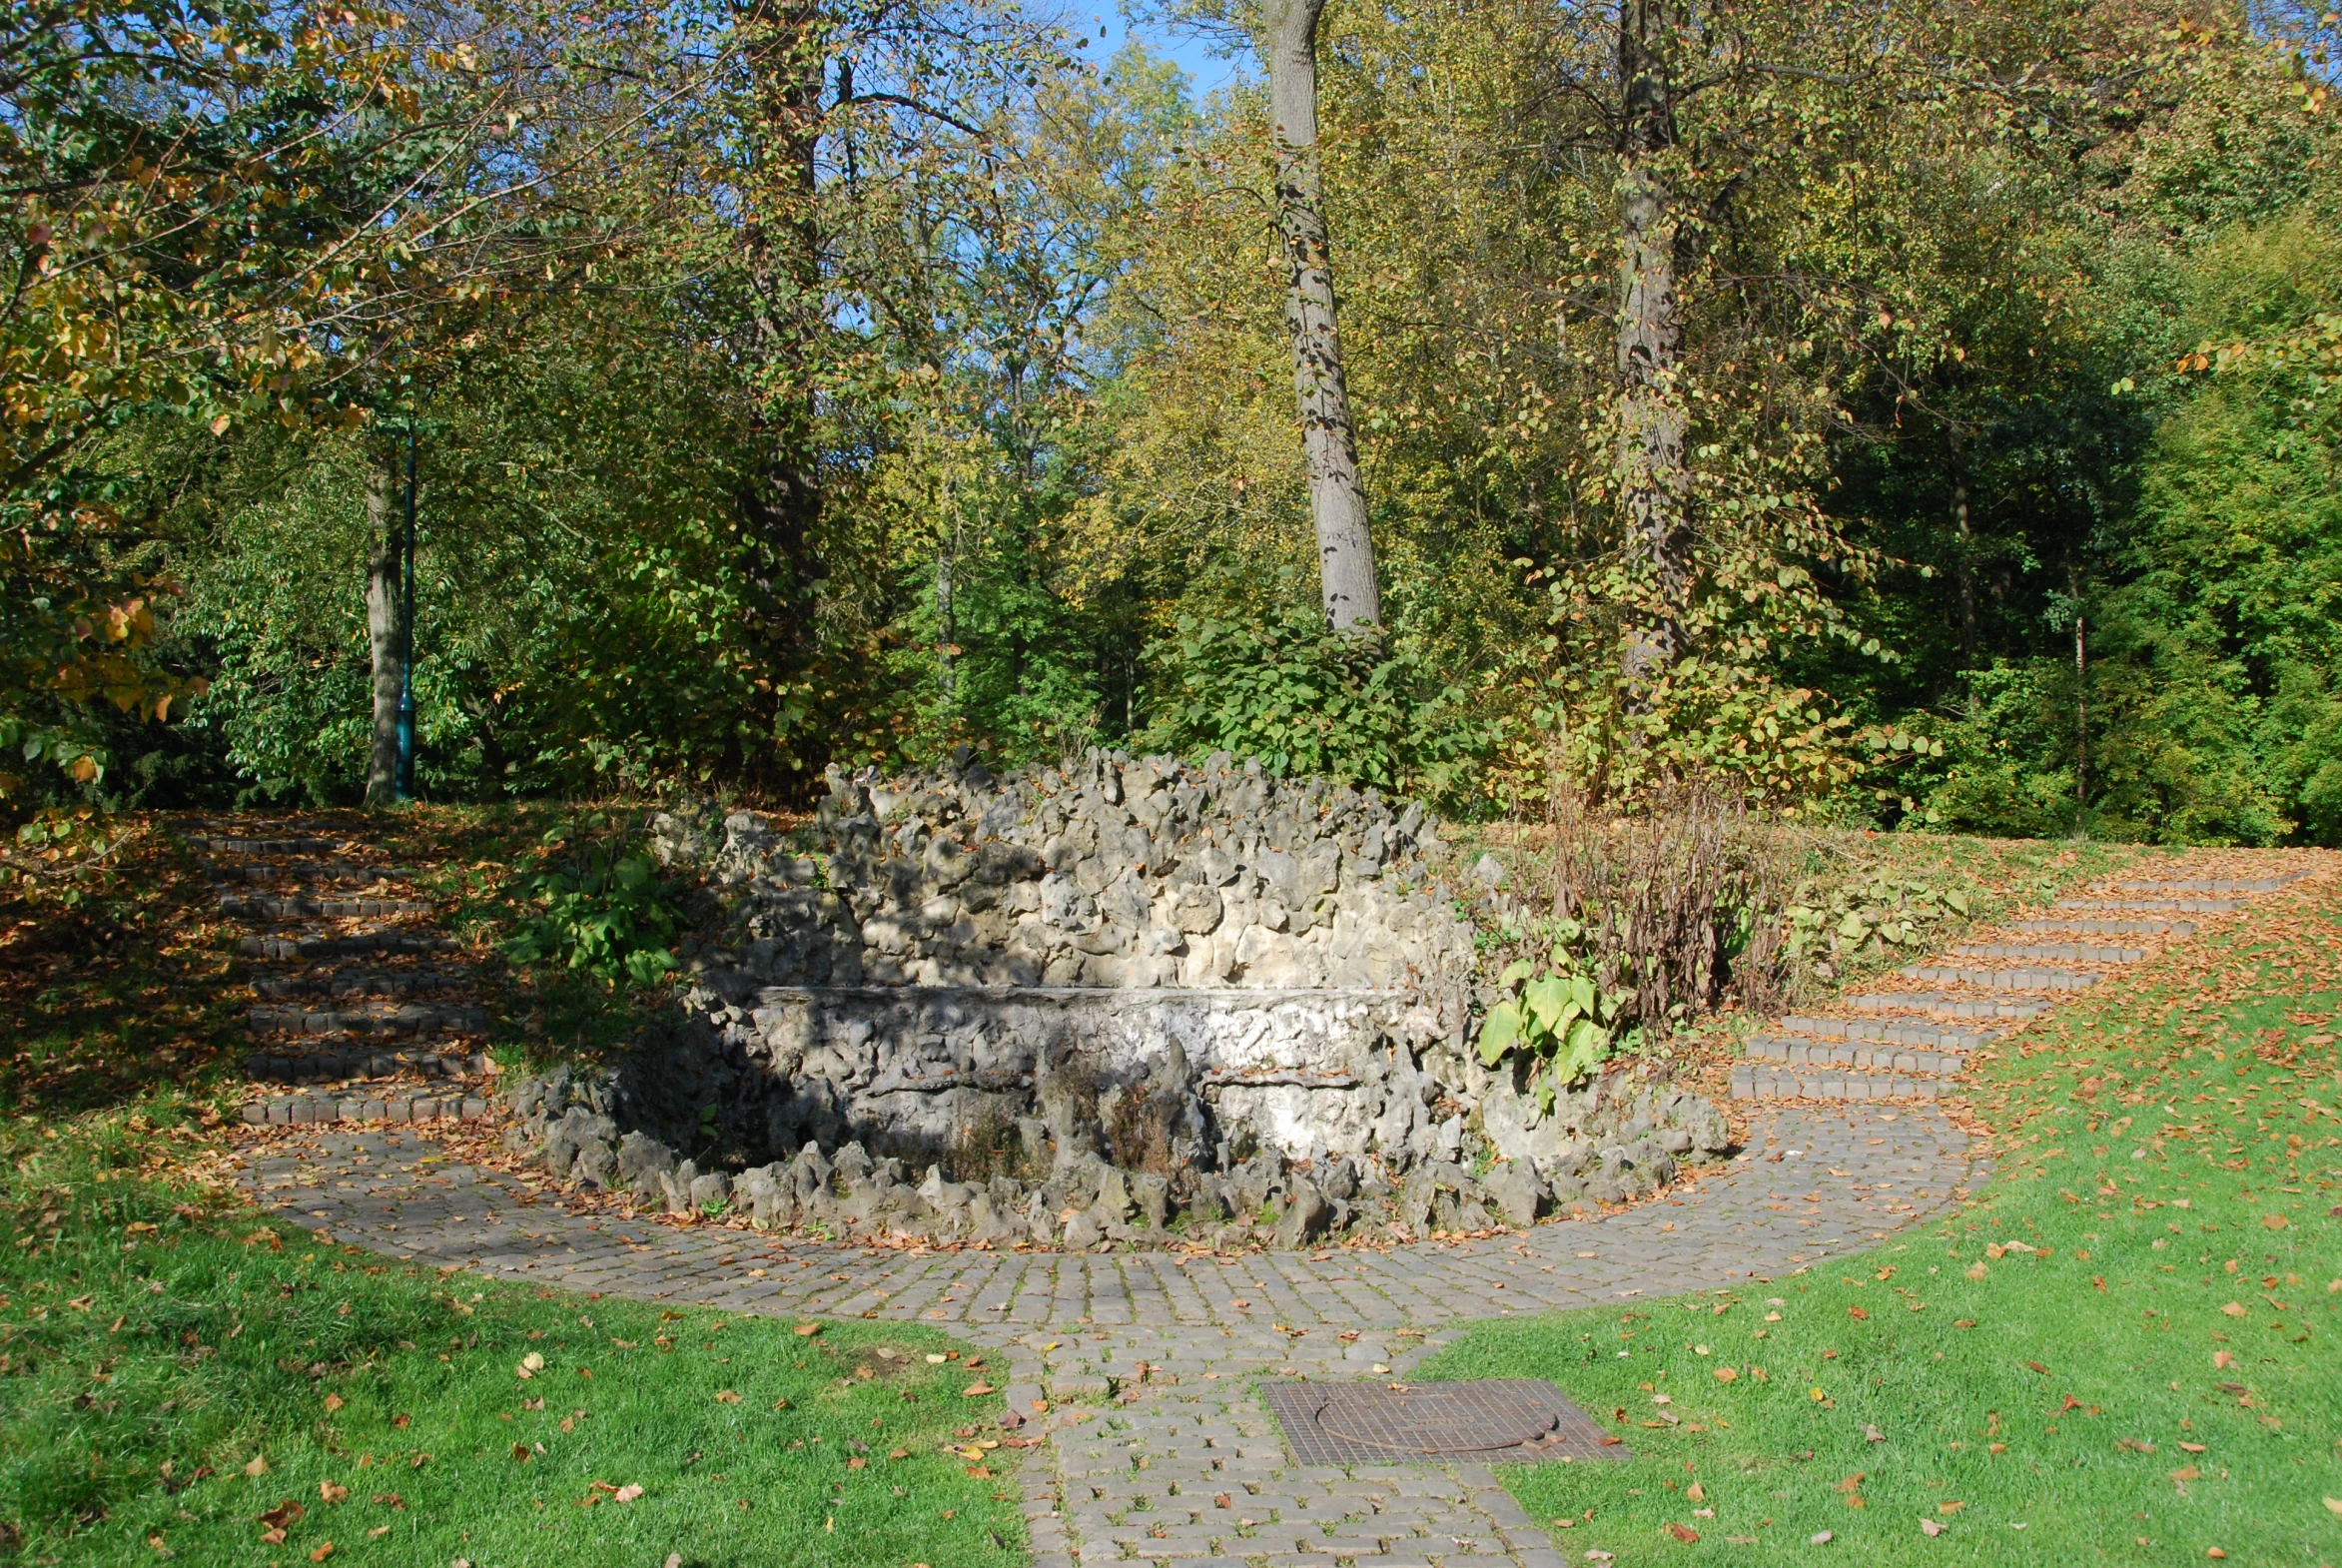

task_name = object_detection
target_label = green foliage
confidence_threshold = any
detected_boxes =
[1138,576,1493,805]
[1474,924,1638,1099]
[1782,870,1969,971]
[499,818,677,990]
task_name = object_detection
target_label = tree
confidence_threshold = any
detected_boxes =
[1258,0,1379,628]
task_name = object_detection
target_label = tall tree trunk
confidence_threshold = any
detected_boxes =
[1952,473,1977,663]
[364,457,402,805]
[1260,0,1379,630]
[737,0,830,690]
[1614,0,1690,704]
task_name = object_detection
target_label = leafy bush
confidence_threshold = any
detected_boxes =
[499,817,679,989]
[1781,870,1970,980]
[1475,929,1639,1106]
[1138,584,1493,805]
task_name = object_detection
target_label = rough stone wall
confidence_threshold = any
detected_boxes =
[500,750,1732,1249]
[643,751,1483,1169]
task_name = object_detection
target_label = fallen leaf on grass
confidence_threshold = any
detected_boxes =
[2213,1351,2235,1369]
[2324,1498,2342,1518]
[1921,1519,1944,1537]
[1849,1307,1870,1321]
[1665,1522,1700,1542]
[367,1526,390,1540]
[2169,1466,2200,1484]
[2178,1443,2205,1454]
[243,1455,269,1477]
[1938,1501,1963,1515]
[318,1481,348,1504]
[2024,1360,2049,1375]
[308,1545,333,1562]
[323,1393,344,1413]
[613,1484,643,1503]
[2262,1213,2287,1230]
[794,1323,822,1337]
[714,1389,741,1404]
[963,1382,995,1396]
[2221,1302,2247,1317]
[889,1449,911,1461]
[258,1502,305,1530]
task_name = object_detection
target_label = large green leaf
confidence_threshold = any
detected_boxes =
[1476,1000,1523,1066]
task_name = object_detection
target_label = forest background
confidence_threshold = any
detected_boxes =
[6,0,2341,844]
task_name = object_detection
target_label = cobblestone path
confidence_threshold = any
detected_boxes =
[236,1107,1978,1567]
[207,827,2318,1568]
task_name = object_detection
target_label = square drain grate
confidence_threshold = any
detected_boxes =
[1261,1378,1629,1467]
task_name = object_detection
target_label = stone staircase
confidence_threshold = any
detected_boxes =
[1731,861,2312,1104]
[180,820,501,1127]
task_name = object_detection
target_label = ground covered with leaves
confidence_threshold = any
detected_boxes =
[1430,875,2342,1563]
[0,810,1025,1565]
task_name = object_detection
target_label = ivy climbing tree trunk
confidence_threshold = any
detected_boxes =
[1613,0,1691,706]
[1260,0,1379,630]
[363,457,403,805]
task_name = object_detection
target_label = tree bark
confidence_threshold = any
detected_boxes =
[364,456,402,805]
[737,0,830,678]
[1260,0,1379,630]
[1614,0,1690,704]
[1952,473,1977,662]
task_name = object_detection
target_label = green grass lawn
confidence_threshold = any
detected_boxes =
[1426,878,2342,1565]
[0,1109,1029,1566]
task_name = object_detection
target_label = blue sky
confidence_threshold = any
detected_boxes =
[1067,1,1253,100]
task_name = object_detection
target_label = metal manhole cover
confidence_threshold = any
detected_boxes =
[1260,1378,1630,1467]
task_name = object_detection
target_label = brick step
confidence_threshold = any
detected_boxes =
[245,1045,493,1085]
[1775,1014,1997,1050]
[220,894,436,919]
[1943,941,2146,963]
[2055,896,2244,914]
[1745,1036,1963,1076]
[246,1003,488,1037]
[1843,991,2051,1019]
[239,932,460,959]
[251,967,476,1000]
[208,861,411,886]
[241,1091,492,1127]
[2106,872,2308,895]
[186,835,347,856]
[2007,917,2193,937]
[1897,965,2101,991]
[1731,1065,1945,1101]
